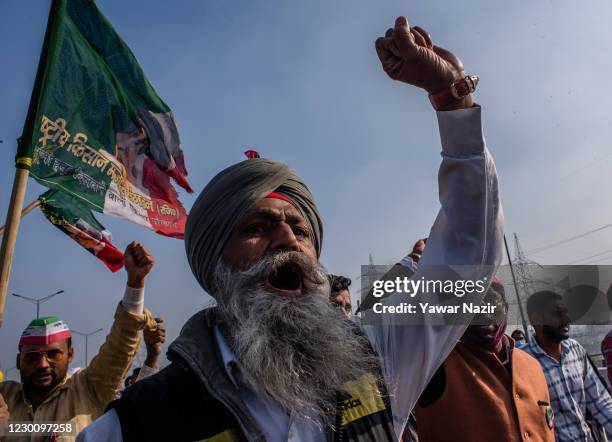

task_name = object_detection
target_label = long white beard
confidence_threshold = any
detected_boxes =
[213,251,379,425]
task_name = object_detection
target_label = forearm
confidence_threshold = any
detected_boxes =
[364,105,503,436]
[134,364,158,383]
[421,105,503,267]
[584,363,612,432]
[144,354,159,368]
[121,285,144,314]
[380,107,502,311]
[588,392,612,434]
[80,287,149,406]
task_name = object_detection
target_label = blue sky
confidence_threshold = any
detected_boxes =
[1,0,612,377]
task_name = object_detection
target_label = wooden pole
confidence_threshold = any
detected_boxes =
[0,167,31,327]
[0,1,59,327]
[0,199,40,236]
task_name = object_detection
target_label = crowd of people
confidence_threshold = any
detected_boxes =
[1,14,612,442]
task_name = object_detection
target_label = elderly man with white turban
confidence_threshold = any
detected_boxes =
[80,16,503,442]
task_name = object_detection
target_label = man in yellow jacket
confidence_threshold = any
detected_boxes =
[0,241,156,441]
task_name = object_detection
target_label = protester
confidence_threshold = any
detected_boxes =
[124,367,141,389]
[601,329,612,387]
[359,238,426,313]
[524,290,612,441]
[138,316,166,381]
[0,242,156,441]
[402,238,427,265]
[0,393,8,437]
[414,280,554,441]
[124,316,166,390]
[328,275,352,319]
[80,16,503,441]
[511,329,527,348]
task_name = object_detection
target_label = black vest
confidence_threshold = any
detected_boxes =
[108,308,397,442]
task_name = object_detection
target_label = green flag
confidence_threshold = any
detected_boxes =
[39,190,124,271]
[18,0,192,262]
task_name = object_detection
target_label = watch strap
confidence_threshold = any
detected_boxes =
[429,75,479,110]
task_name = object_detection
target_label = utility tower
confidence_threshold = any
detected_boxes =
[508,233,540,339]
[513,233,540,299]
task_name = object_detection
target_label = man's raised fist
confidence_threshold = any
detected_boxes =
[375,16,473,109]
[124,241,154,288]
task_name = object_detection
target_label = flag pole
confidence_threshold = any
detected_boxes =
[0,166,31,326]
[0,199,41,237]
[0,0,58,327]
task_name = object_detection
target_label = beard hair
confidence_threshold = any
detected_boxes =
[213,251,380,426]
[22,368,63,394]
[542,324,569,342]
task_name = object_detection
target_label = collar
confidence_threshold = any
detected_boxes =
[499,335,512,365]
[168,308,265,441]
[527,335,545,355]
[528,334,569,361]
[462,334,513,365]
[213,325,241,388]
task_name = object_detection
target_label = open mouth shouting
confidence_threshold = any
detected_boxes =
[267,261,305,297]
[559,323,570,335]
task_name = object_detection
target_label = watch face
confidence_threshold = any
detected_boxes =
[453,80,470,98]
[452,76,478,99]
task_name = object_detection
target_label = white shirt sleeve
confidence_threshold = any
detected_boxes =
[76,409,123,442]
[134,364,159,383]
[120,285,144,315]
[363,105,504,438]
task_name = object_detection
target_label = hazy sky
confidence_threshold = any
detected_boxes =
[1,0,612,378]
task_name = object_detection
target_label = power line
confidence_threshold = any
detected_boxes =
[526,223,612,256]
[580,253,612,265]
[566,249,612,265]
[584,257,612,265]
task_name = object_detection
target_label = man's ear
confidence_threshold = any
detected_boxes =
[529,313,542,327]
[67,346,74,364]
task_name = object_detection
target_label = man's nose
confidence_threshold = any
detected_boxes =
[271,222,300,252]
[35,355,51,369]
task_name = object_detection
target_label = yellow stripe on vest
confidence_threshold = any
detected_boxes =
[196,428,239,442]
[341,373,386,425]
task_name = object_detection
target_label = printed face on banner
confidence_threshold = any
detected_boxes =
[115,125,147,188]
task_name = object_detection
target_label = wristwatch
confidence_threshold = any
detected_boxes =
[429,75,479,110]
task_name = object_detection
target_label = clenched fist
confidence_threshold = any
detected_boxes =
[375,16,473,110]
[124,241,154,288]
[144,316,166,368]
[409,238,428,263]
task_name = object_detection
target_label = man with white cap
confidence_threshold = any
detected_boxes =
[81,15,504,442]
[0,242,156,441]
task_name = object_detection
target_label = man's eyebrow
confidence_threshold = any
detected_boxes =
[284,211,307,225]
[246,208,282,220]
[243,207,306,224]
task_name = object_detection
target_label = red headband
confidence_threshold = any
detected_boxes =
[266,192,297,208]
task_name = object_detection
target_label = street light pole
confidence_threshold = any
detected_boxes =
[6,366,17,381]
[73,328,103,366]
[11,289,65,318]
